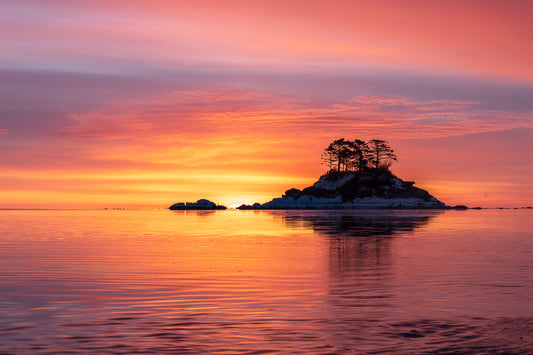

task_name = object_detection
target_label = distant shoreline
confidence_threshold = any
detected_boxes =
[2,206,532,211]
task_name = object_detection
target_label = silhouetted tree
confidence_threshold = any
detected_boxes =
[367,139,397,169]
[322,138,354,172]
[322,138,397,173]
[321,150,337,171]
[350,139,369,173]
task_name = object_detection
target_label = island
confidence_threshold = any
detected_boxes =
[238,169,446,210]
[238,138,448,210]
[169,199,227,210]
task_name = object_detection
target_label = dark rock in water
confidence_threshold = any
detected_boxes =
[453,205,469,210]
[242,169,448,210]
[237,203,262,210]
[169,199,227,210]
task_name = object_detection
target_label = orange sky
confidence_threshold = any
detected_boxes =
[1,0,532,208]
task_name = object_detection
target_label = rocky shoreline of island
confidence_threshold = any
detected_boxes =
[236,169,448,210]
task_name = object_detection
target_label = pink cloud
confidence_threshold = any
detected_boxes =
[49,89,533,194]
[59,91,533,145]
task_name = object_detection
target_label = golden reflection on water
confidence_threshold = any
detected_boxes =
[0,209,532,353]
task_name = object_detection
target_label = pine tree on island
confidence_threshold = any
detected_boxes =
[321,138,397,173]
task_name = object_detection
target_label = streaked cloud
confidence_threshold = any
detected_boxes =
[59,91,533,145]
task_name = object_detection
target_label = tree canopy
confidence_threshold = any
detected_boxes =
[322,138,397,172]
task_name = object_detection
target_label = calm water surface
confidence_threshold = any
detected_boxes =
[0,209,532,354]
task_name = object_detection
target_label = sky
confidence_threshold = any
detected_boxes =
[1,0,532,208]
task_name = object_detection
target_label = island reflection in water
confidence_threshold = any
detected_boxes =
[282,209,441,280]
[283,210,438,322]
[282,210,442,287]
[0,209,531,353]
[281,209,441,237]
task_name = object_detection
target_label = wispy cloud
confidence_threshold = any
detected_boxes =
[59,90,533,145]
[49,89,533,198]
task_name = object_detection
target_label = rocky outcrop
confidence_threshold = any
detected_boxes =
[169,199,227,210]
[238,169,447,210]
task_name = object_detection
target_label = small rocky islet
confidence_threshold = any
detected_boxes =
[169,199,227,210]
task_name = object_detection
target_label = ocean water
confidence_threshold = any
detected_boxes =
[0,209,532,354]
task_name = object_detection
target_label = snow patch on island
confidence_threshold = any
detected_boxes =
[313,173,355,190]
